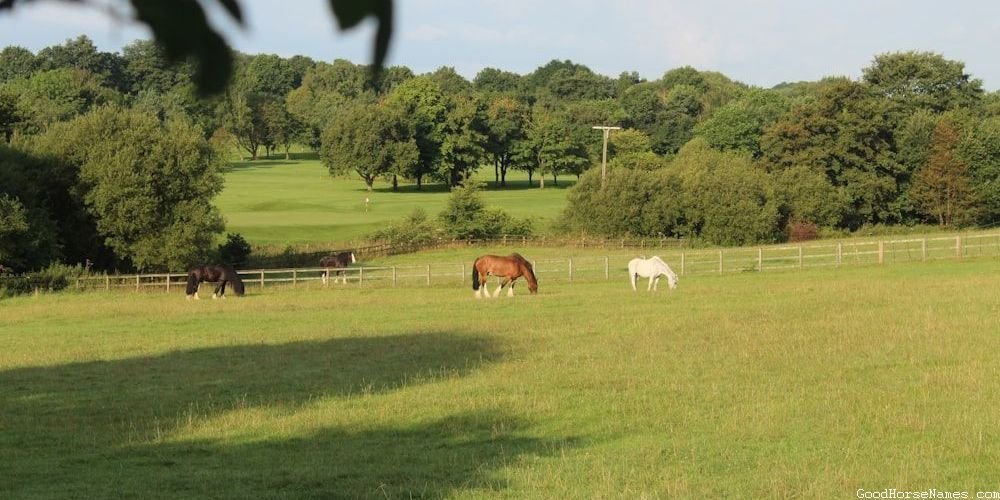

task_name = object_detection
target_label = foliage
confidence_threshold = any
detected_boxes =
[32,106,225,271]
[863,51,984,114]
[320,102,419,191]
[0,0,393,96]
[217,233,252,269]
[0,262,87,297]
[438,183,533,239]
[367,208,441,247]
[910,116,977,226]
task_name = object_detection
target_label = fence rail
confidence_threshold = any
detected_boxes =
[55,233,1000,294]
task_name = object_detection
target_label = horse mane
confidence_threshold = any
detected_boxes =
[222,264,245,296]
[509,253,532,270]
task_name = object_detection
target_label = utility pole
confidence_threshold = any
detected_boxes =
[592,125,621,188]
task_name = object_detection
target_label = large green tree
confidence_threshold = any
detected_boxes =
[320,103,418,191]
[33,106,224,271]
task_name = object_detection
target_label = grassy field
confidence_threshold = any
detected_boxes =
[3,252,1000,498]
[215,153,574,245]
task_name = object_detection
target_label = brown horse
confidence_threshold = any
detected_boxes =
[472,253,538,298]
[186,264,245,299]
[320,251,356,284]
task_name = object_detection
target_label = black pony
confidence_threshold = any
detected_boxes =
[186,264,245,299]
[320,251,356,284]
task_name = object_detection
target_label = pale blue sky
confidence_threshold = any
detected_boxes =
[1,0,998,89]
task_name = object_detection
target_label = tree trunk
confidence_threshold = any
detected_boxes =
[416,175,423,190]
[392,175,398,191]
[494,162,500,186]
[553,172,558,186]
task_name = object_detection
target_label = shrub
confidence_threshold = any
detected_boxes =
[0,262,88,298]
[787,220,819,242]
[369,208,442,247]
[218,233,251,269]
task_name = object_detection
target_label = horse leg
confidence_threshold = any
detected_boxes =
[653,276,660,291]
[647,276,654,292]
[631,273,638,291]
[493,278,506,298]
[322,270,328,285]
[507,279,515,297]
[480,278,490,299]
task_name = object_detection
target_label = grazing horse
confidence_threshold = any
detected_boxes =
[186,264,245,299]
[472,253,538,298]
[628,256,678,292]
[320,251,356,284]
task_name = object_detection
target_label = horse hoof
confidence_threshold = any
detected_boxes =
[212,293,218,299]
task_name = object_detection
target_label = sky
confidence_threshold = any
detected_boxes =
[1,0,998,90]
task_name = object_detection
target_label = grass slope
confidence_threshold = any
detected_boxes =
[215,154,573,245]
[3,256,1000,498]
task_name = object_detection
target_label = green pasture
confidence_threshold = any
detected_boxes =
[4,254,1000,498]
[215,154,573,245]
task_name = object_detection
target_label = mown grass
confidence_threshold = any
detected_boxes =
[3,254,1000,498]
[214,153,573,245]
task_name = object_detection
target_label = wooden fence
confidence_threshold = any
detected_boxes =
[69,233,1000,293]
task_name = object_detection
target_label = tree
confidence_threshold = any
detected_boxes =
[473,67,522,95]
[485,95,529,187]
[437,96,488,187]
[0,193,29,267]
[3,67,122,134]
[36,35,127,91]
[32,106,225,271]
[383,76,447,189]
[673,139,782,246]
[694,88,788,158]
[320,103,418,191]
[863,51,984,114]
[760,78,901,227]
[910,117,977,226]
[0,46,37,83]
[524,108,590,188]
[959,116,1000,224]
[0,0,395,96]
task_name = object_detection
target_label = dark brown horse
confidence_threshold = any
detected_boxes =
[320,251,356,284]
[186,264,245,299]
[472,253,538,298]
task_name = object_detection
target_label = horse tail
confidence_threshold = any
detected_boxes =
[224,265,245,296]
[185,269,199,295]
[472,258,481,291]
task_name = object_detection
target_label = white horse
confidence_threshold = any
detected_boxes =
[628,256,678,292]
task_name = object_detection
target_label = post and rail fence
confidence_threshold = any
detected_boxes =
[45,233,1000,294]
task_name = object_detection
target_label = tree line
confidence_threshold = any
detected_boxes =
[1,35,999,273]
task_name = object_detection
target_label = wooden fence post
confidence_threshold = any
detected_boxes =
[798,246,803,269]
[757,248,763,272]
[604,256,609,280]
[426,264,431,285]
[922,238,927,261]
[718,250,723,275]
[837,243,842,267]
[292,269,297,288]
[392,266,397,287]
[105,275,110,291]
[680,253,685,276]
[260,270,265,289]
[568,258,573,281]
[956,235,962,258]
[878,241,884,264]
[359,267,364,286]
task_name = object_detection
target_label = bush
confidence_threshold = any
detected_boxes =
[787,219,819,242]
[438,183,533,239]
[218,233,251,269]
[0,262,87,298]
[369,208,442,247]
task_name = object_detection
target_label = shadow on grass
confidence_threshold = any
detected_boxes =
[0,332,577,498]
